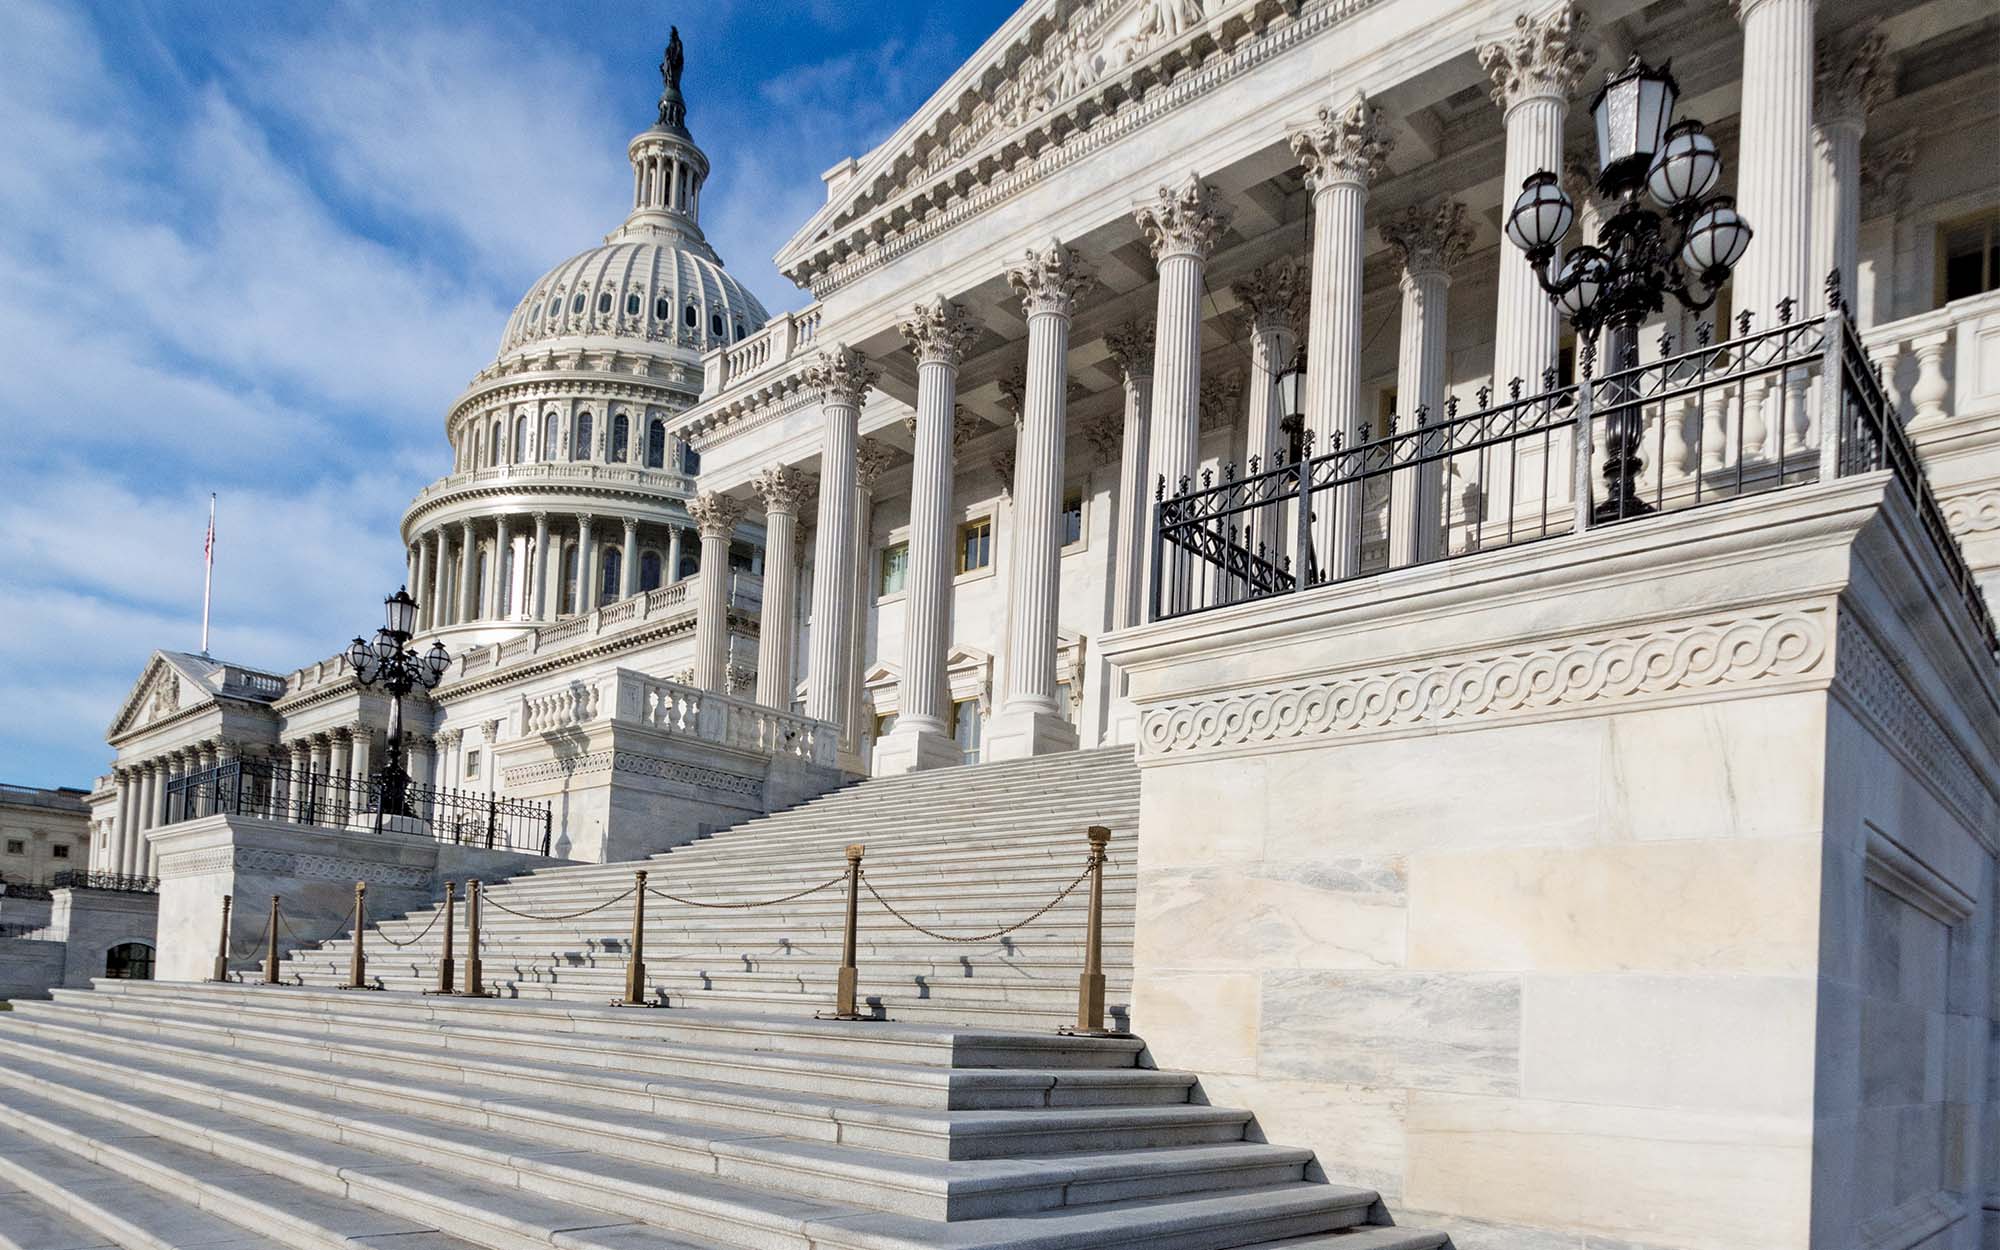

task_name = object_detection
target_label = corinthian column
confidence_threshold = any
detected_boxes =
[1813,25,1890,311]
[1382,200,1473,565]
[1231,262,1306,571]
[688,492,745,693]
[1734,0,1817,325]
[493,516,513,617]
[457,519,478,623]
[991,242,1094,761]
[877,297,979,775]
[575,514,596,614]
[803,345,877,731]
[530,511,551,620]
[618,516,639,601]
[753,466,812,710]
[430,529,451,628]
[1105,321,1156,631]
[1479,3,1591,394]
[1292,91,1393,580]
[1134,176,1230,499]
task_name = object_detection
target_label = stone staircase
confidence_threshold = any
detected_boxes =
[280,747,1143,1029]
[0,747,1446,1249]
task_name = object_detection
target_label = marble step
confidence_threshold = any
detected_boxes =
[79,980,1144,1069]
[280,951,1134,991]
[27,992,1188,1110]
[466,866,1139,901]
[0,1192,122,1250]
[0,1041,1384,1248]
[1240,1232,1448,1249]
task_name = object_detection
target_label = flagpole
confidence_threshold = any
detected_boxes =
[201,494,216,656]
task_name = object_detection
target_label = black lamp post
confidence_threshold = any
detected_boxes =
[342,587,450,819]
[1504,55,1754,521]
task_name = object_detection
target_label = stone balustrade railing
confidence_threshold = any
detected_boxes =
[516,669,837,768]
[1862,289,2000,429]
[700,304,823,397]
[455,578,702,680]
[407,461,697,510]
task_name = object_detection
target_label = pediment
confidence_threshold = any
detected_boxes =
[108,653,208,739]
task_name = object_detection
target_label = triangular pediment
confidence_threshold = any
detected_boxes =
[776,0,1276,287]
[107,650,228,740]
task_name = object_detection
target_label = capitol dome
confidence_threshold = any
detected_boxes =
[496,235,768,360]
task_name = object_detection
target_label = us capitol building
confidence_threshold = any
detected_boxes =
[54,1,2000,1247]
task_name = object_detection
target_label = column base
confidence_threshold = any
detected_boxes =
[873,723,962,775]
[984,707,1080,761]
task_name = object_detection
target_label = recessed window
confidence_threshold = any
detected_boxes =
[874,712,898,741]
[547,295,561,319]
[710,312,724,337]
[4,839,22,855]
[573,411,593,461]
[645,419,666,469]
[878,542,909,595]
[543,412,560,461]
[625,292,641,317]
[610,413,629,463]
[601,549,622,600]
[684,303,697,328]
[735,322,746,341]
[957,518,993,574]
[640,551,663,590]
[1060,490,1084,548]
[571,293,586,315]
[51,844,69,860]
[105,942,154,980]
[1055,682,1074,723]
[597,291,612,314]
[951,698,982,764]
[1940,210,2000,303]
[655,296,671,321]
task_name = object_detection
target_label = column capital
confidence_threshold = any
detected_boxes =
[576,511,595,530]
[688,491,746,539]
[1380,199,1474,280]
[1816,24,1893,129]
[1134,174,1230,263]
[531,510,550,524]
[992,449,1017,497]
[1006,239,1096,320]
[1231,257,1309,336]
[898,297,980,367]
[1078,413,1124,466]
[1290,92,1394,193]
[1860,131,1916,212]
[1478,2,1592,111]
[621,514,642,532]
[753,464,814,517]
[856,437,898,490]
[1104,319,1157,384]
[804,343,878,405]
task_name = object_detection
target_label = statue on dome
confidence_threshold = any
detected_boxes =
[657,28,686,128]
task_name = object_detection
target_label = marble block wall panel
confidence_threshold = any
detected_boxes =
[1256,971,1521,1097]
[1134,860,1406,972]
[0,938,66,1001]
[1192,1073,1407,1202]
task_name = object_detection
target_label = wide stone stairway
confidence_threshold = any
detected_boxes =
[0,748,1443,1250]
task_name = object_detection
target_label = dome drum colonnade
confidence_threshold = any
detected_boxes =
[684,0,1857,772]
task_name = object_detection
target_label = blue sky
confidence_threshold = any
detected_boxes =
[0,0,1016,789]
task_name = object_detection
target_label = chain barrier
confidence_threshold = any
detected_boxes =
[644,874,845,910]
[374,904,445,949]
[281,900,358,949]
[482,886,635,923]
[227,911,271,962]
[859,856,1097,944]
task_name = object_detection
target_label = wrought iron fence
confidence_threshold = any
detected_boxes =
[0,876,52,901]
[162,758,553,856]
[0,922,48,940]
[1152,290,2000,655]
[46,870,158,894]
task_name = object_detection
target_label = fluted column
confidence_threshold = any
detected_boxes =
[1736,0,1817,325]
[803,346,877,731]
[619,516,639,600]
[847,439,896,756]
[330,730,353,818]
[1813,25,1889,310]
[754,467,812,709]
[428,530,450,628]
[1231,264,1305,570]
[688,492,745,693]
[1105,322,1157,631]
[574,514,596,615]
[456,520,477,624]
[112,770,135,876]
[405,547,419,608]
[529,512,550,621]
[136,763,160,876]
[1292,92,1393,579]
[1135,176,1229,500]
[991,242,1094,760]
[100,771,124,874]
[667,527,685,584]
[491,517,512,618]
[878,297,979,775]
[350,727,373,791]
[1383,201,1473,565]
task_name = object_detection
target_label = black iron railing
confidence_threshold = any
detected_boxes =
[162,758,553,856]
[0,876,53,901]
[47,871,158,894]
[1153,292,2000,655]
[0,922,48,940]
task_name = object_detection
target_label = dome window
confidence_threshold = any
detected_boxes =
[597,291,612,314]
[625,292,641,317]
[655,296,671,321]
[571,293,586,315]
[683,303,697,328]
[735,322,746,341]
[710,312,724,337]
[547,295,561,319]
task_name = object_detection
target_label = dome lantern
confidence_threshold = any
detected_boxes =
[626,26,710,236]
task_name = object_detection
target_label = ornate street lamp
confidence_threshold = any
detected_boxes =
[1505,55,1754,521]
[343,587,450,820]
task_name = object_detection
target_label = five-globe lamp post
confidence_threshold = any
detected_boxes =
[1504,55,1754,521]
[343,588,450,824]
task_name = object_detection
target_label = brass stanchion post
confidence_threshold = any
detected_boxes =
[343,881,375,990]
[615,870,655,1006]
[426,882,456,995]
[819,844,867,1020]
[1062,826,1117,1036]
[208,894,233,982]
[263,895,281,984]
[460,880,490,997]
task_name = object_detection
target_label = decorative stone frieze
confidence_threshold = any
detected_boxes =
[687,490,746,539]
[802,344,877,406]
[1006,240,1096,320]
[1078,414,1123,466]
[1832,615,1988,822]
[1133,175,1231,262]
[1379,200,1474,279]
[1861,132,1916,211]
[897,296,980,366]
[1139,607,1833,756]
[1197,371,1245,434]
[1288,91,1393,192]
[1477,2,1592,110]
[1942,489,2000,535]
[752,465,813,516]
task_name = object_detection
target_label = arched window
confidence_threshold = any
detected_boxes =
[735,322,746,341]
[655,296,671,321]
[475,550,490,618]
[645,419,666,469]
[678,551,699,580]
[596,291,612,314]
[499,545,514,617]
[610,413,629,463]
[105,942,153,980]
[640,551,663,591]
[543,412,559,461]
[547,294,561,319]
[514,414,529,461]
[490,420,502,465]
[571,292,586,315]
[601,548,622,601]
[625,292,641,317]
[710,312,724,338]
[683,303,697,328]
[573,411,593,461]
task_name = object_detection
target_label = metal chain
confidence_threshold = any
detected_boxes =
[482,886,635,923]
[374,905,445,948]
[644,874,845,910]
[227,911,270,962]
[860,857,1096,944]
[279,900,357,949]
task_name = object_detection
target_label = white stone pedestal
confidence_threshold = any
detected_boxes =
[983,708,1079,761]
[872,724,961,775]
